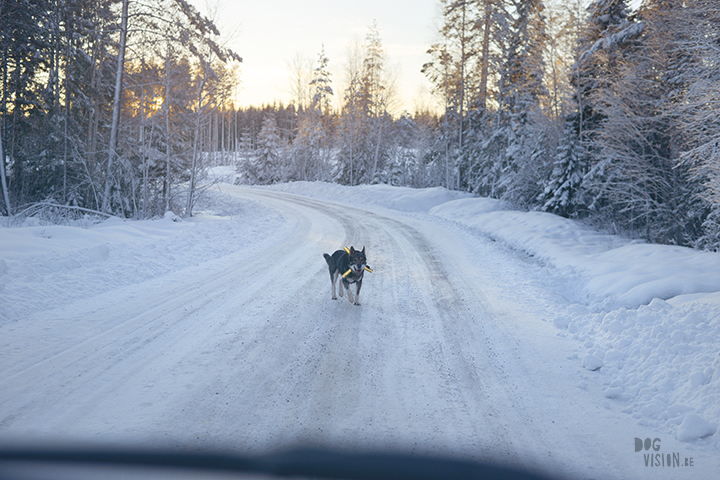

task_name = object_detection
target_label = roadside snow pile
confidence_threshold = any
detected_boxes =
[559,296,720,446]
[429,199,720,310]
[0,193,287,324]
[429,195,720,447]
[259,181,473,213]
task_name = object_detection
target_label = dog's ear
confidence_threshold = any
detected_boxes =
[362,246,365,254]
[349,246,355,254]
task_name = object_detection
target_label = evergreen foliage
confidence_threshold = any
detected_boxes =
[539,117,588,217]
[248,114,283,185]
[3,0,720,249]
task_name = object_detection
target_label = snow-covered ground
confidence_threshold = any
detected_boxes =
[1,170,719,478]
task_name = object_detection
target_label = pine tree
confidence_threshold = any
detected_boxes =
[533,0,589,218]
[1,0,55,208]
[541,0,636,220]
[310,46,333,119]
[335,23,393,185]
[574,0,634,138]
[336,65,365,185]
[423,0,505,190]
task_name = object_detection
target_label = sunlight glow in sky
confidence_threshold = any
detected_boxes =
[191,0,440,114]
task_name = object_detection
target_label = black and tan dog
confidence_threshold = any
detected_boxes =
[323,246,367,305]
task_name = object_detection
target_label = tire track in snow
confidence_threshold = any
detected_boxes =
[242,191,573,470]
[223,189,543,465]
[0,189,337,438]
[352,209,531,462]
[0,187,570,475]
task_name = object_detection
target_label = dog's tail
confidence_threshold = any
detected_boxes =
[323,253,332,265]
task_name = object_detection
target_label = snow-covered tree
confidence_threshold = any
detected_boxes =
[0,0,241,219]
[423,0,509,190]
[538,117,588,216]
[574,0,634,140]
[675,0,720,249]
[310,46,333,119]
[385,113,420,186]
[248,113,283,185]
[492,0,552,206]
[289,46,334,182]
[582,0,700,243]
[360,21,394,183]
[335,23,394,185]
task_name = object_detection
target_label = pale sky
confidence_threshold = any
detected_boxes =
[191,0,441,114]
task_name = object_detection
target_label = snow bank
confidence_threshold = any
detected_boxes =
[430,199,720,310]
[0,193,287,324]
[559,296,720,445]
[428,194,720,447]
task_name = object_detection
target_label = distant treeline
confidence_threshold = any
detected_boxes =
[2,1,720,250]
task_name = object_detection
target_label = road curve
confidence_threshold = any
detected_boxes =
[0,186,650,479]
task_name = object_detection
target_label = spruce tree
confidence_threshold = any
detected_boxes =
[538,117,588,217]
[250,114,283,185]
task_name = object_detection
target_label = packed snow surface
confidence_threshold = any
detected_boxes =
[1,176,719,479]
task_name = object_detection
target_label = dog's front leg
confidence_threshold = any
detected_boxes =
[344,280,355,304]
[330,272,338,300]
[353,280,362,306]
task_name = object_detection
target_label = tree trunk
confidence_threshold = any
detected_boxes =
[0,127,11,215]
[371,116,383,182]
[459,2,465,152]
[101,0,129,213]
[185,77,206,218]
[162,44,173,212]
[479,1,492,113]
[185,121,199,218]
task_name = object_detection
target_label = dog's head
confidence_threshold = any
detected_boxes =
[348,246,367,275]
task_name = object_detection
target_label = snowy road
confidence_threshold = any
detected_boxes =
[1,186,717,479]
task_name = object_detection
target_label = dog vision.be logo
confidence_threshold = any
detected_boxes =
[635,438,694,468]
